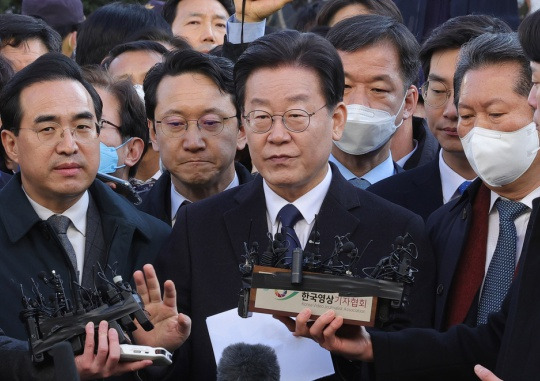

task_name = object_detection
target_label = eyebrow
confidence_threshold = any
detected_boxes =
[427,73,451,85]
[34,112,95,124]
[162,106,234,116]
[187,12,227,20]
[458,98,507,110]
[249,94,311,107]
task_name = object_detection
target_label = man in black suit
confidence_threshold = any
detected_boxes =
[0,53,190,379]
[289,17,540,380]
[155,30,435,380]
[138,49,252,225]
[368,15,512,221]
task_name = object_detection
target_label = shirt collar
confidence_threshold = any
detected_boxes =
[438,150,474,203]
[329,152,395,185]
[170,172,240,219]
[264,164,332,227]
[24,189,89,236]
[489,185,540,213]
[395,139,418,167]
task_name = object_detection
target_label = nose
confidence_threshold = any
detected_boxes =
[528,84,538,110]
[200,22,216,43]
[344,87,369,107]
[443,95,458,120]
[267,115,292,144]
[182,121,206,151]
[56,128,79,154]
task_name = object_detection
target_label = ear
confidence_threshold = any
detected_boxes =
[331,102,347,141]
[402,85,419,120]
[148,119,159,152]
[1,129,20,165]
[236,124,247,150]
[122,137,145,167]
[69,31,77,50]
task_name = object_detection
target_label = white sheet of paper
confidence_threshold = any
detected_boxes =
[206,308,334,381]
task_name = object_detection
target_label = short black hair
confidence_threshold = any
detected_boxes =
[102,40,169,70]
[76,2,171,66]
[127,27,192,51]
[0,14,61,54]
[0,55,15,173]
[0,53,102,135]
[234,30,344,113]
[519,9,540,62]
[144,49,236,123]
[327,14,419,89]
[420,15,512,78]
[454,33,531,107]
[316,0,402,26]
[163,0,235,25]
[82,66,148,178]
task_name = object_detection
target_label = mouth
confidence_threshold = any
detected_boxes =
[267,154,295,164]
[54,162,83,176]
[441,127,459,136]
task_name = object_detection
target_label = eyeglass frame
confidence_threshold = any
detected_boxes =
[242,104,328,134]
[100,119,122,131]
[18,121,101,146]
[421,79,453,109]
[154,113,238,138]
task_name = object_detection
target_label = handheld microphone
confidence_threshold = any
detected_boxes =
[216,343,280,381]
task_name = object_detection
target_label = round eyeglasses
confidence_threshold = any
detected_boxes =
[155,114,237,138]
[19,121,100,146]
[421,80,452,108]
[242,104,327,134]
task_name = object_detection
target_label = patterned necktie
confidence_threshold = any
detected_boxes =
[458,180,472,195]
[48,214,78,274]
[277,204,303,265]
[349,177,371,189]
[476,199,528,325]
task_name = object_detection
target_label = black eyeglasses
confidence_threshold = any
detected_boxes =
[242,104,327,134]
[101,119,122,131]
[155,114,237,138]
[421,80,452,108]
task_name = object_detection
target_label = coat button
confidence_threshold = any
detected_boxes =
[436,284,444,295]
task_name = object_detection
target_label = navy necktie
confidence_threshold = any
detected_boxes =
[458,180,472,195]
[277,204,303,265]
[477,199,528,325]
[48,214,78,274]
[349,177,371,189]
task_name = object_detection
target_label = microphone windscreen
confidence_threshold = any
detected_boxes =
[216,343,280,381]
[341,242,355,253]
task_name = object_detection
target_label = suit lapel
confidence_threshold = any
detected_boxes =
[223,176,269,264]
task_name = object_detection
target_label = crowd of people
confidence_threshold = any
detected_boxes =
[0,0,538,380]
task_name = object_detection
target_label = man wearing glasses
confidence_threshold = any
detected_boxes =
[0,53,191,378]
[154,30,435,380]
[138,49,252,226]
[369,15,511,221]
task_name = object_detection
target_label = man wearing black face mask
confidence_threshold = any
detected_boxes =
[324,15,420,189]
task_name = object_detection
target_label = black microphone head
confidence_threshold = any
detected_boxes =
[217,343,280,381]
[274,232,285,242]
[395,235,405,246]
[341,242,356,253]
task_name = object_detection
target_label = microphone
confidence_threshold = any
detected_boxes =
[216,343,280,381]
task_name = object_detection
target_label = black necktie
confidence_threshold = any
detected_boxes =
[277,204,303,264]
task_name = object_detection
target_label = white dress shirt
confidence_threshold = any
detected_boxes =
[439,150,476,203]
[170,172,239,225]
[25,190,89,283]
[264,164,332,248]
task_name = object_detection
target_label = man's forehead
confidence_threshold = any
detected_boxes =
[20,79,96,120]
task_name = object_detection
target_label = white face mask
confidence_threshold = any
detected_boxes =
[334,96,406,155]
[460,122,540,187]
[133,84,145,103]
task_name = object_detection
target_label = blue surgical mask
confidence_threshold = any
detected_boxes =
[98,138,132,174]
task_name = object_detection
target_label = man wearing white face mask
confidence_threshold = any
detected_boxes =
[82,67,148,185]
[325,15,419,189]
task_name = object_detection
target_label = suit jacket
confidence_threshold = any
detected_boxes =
[137,161,254,225]
[426,178,483,330]
[0,173,171,340]
[368,156,443,221]
[402,117,439,170]
[0,171,12,190]
[370,197,540,381]
[154,164,436,380]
